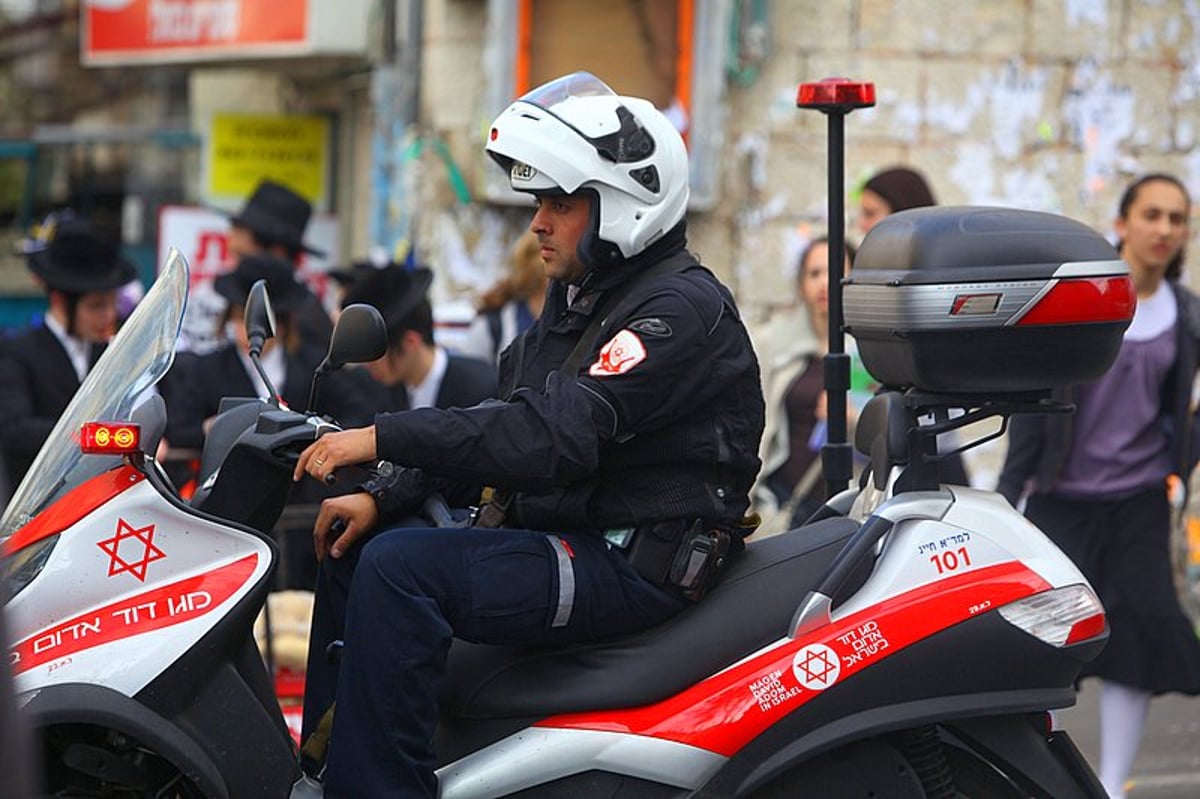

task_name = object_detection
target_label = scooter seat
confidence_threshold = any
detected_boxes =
[440,516,861,720]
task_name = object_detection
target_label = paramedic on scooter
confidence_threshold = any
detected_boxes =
[292,72,765,797]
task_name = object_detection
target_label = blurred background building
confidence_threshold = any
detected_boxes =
[0,1,1195,336]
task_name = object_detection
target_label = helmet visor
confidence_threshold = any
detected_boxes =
[519,71,616,112]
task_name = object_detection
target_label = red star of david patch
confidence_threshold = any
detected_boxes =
[97,519,166,582]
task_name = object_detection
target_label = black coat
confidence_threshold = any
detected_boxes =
[0,325,104,485]
[372,228,765,533]
[368,353,499,413]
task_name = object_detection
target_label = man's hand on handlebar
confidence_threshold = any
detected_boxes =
[314,493,380,560]
[294,426,378,484]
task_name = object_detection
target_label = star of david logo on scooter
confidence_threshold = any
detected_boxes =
[97,519,166,582]
[792,643,841,691]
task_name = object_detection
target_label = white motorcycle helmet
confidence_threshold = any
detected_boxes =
[486,72,690,269]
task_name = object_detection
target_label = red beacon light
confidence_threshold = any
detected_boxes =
[796,78,876,112]
[80,422,141,456]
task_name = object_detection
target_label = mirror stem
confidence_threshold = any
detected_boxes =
[250,350,282,407]
[307,364,330,414]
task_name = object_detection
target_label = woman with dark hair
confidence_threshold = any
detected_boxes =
[998,173,1200,799]
[857,166,937,234]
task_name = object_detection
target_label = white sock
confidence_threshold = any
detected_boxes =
[1098,680,1151,799]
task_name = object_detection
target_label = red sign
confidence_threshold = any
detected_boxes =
[83,0,308,64]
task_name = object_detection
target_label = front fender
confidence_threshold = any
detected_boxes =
[21,681,228,799]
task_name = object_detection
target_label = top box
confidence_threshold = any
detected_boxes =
[844,207,1134,395]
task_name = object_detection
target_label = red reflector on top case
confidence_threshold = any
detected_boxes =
[81,422,141,455]
[1016,276,1135,326]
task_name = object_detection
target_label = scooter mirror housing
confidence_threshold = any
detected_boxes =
[306,303,388,414]
[323,303,388,372]
[244,279,276,359]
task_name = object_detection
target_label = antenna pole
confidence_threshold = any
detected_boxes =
[797,78,876,498]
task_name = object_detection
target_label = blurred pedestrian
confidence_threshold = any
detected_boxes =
[0,214,135,486]
[460,231,548,364]
[339,264,497,412]
[997,173,1200,799]
[225,179,334,358]
[751,237,856,533]
[857,166,937,235]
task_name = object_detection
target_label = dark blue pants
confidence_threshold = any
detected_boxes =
[301,526,687,798]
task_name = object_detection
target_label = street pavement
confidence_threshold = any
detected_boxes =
[1057,679,1200,798]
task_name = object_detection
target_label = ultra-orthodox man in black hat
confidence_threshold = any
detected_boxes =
[338,263,497,413]
[0,213,138,485]
[225,179,334,358]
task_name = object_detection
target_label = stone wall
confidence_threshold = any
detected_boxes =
[417,0,1200,312]
[415,0,1200,498]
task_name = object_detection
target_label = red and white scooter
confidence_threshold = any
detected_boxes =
[3,237,1120,798]
[4,97,1126,799]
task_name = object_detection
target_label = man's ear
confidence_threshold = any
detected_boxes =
[399,329,424,352]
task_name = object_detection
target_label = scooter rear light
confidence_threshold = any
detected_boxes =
[80,421,141,456]
[1015,276,1135,326]
[997,584,1106,647]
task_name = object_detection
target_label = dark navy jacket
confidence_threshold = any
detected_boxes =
[372,227,765,534]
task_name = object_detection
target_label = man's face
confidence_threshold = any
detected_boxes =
[226,224,260,262]
[366,331,419,387]
[529,193,592,283]
[70,290,119,343]
[1115,179,1189,280]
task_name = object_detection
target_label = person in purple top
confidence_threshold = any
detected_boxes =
[998,173,1200,799]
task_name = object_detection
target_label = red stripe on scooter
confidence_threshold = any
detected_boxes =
[9,554,258,676]
[3,465,145,555]
[537,561,1050,757]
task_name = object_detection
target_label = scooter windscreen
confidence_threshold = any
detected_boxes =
[0,248,188,541]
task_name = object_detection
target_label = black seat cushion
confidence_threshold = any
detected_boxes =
[440,517,860,719]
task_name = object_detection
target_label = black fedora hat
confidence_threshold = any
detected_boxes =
[229,179,325,257]
[25,216,137,293]
[340,265,433,331]
[213,254,312,314]
[328,260,383,288]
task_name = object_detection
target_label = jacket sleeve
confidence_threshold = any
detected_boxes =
[372,276,739,490]
[374,375,603,490]
[996,414,1043,506]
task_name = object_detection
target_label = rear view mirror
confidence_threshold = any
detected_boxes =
[325,304,388,371]
[306,303,388,413]
[244,279,276,358]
